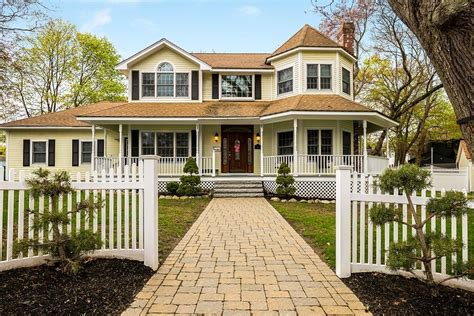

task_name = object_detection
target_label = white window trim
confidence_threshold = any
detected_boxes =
[303,127,336,155]
[341,67,351,96]
[138,60,192,101]
[276,66,295,97]
[139,130,192,158]
[219,73,255,101]
[303,61,335,93]
[31,140,48,165]
[275,129,294,156]
[79,140,94,165]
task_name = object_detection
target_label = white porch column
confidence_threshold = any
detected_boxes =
[363,120,368,173]
[127,125,132,159]
[118,124,123,171]
[260,124,264,177]
[196,124,200,174]
[386,128,389,158]
[91,124,96,172]
[293,119,298,176]
[104,128,107,156]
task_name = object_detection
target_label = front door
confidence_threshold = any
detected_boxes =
[222,126,254,173]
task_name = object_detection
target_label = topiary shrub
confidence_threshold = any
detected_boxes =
[166,181,179,195]
[275,162,296,198]
[369,164,472,284]
[177,157,202,196]
[17,168,102,273]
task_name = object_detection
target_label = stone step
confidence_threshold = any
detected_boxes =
[214,183,263,189]
[215,181,263,186]
[214,188,264,193]
[213,192,264,198]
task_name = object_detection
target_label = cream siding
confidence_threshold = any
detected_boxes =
[271,52,300,99]
[339,53,354,100]
[202,72,213,101]
[261,73,273,101]
[300,51,338,94]
[131,46,199,72]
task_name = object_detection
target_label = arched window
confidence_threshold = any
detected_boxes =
[141,62,189,98]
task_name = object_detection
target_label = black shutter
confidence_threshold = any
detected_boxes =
[255,74,262,100]
[48,139,55,166]
[131,70,139,100]
[131,130,139,157]
[97,139,105,157]
[191,71,199,100]
[212,74,219,99]
[72,139,79,166]
[191,130,197,157]
[23,139,30,167]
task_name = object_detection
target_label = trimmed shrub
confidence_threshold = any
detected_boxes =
[166,181,179,195]
[177,157,202,196]
[275,162,296,198]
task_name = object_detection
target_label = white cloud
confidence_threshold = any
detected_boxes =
[238,5,261,16]
[81,9,112,32]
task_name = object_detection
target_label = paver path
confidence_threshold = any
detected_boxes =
[124,198,369,315]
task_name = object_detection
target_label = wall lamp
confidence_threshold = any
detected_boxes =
[214,132,219,143]
[256,133,261,143]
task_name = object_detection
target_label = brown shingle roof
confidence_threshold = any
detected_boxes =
[192,53,272,69]
[269,24,342,59]
[0,102,123,128]
[0,95,381,128]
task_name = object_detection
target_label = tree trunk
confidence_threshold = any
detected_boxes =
[388,0,474,157]
[415,129,428,166]
[373,130,387,156]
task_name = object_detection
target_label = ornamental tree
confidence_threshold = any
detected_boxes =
[177,157,202,196]
[369,164,472,284]
[275,162,296,198]
[17,168,102,273]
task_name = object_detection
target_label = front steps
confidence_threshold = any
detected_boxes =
[213,180,264,198]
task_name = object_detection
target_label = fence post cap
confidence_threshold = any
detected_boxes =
[335,165,353,171]
[141,156,160,160]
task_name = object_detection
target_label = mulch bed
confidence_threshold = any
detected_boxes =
[343,272,474,315]
[0,259,154,315]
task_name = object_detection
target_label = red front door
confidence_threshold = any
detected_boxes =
[221,126,254,173]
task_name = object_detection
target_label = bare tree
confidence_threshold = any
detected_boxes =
[387,0,473,157]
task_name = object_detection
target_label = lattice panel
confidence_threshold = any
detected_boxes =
[263,180,336,199]
[158,181,214,193]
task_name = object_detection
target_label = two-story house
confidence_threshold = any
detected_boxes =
[0,23,397,197]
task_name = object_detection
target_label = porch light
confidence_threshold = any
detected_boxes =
[256,133,261,143]
[214,132,219,143]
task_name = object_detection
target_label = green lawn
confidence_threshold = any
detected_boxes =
[270,200,474,273]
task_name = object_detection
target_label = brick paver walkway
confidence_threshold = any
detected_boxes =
[124,198,369,315]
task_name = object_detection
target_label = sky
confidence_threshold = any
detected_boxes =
[49,0,324,59]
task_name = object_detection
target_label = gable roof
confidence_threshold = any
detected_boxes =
[191,53,272,69]
[459,140,472,160]
[268,24,342,59]
[0,103,122,128]
[116,38,211,71]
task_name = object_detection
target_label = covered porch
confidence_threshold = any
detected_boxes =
[85,112,396,177]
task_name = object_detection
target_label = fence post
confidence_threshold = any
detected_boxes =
[142,157,159,271]
[335,165,352,278]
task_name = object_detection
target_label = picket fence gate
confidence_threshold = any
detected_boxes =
[0,157,159,272]
[335,166,473,290]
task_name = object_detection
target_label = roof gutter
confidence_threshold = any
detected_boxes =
[266,47,357,63]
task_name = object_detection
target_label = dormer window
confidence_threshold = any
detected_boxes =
[141,62,190,98]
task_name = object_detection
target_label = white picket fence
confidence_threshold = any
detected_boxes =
[0,158,159,272]
[335,166,473,290]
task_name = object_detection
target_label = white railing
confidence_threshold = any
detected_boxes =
[335,167,473,290]
[263,155,293,175]
[199,156,213,176]
[0,158,159,272]
[263,154,385,175]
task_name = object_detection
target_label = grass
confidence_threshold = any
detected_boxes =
[270,201,337,268]
[270,200,474,274]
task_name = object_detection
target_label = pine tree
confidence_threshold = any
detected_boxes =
[275,162,296,198]
[177,157,202,196]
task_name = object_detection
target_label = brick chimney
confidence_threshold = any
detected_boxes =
[337,22,355,55]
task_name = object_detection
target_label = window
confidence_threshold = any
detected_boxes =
[342,68,351,95]
[277,131,293,155]
[221,75,252,98]
[277,67,293,94]
[307,64,318,90]
[176,73,189,97]
[32,141,47,164]
[142,73,155,97]
[307,130,319,155]
[141,132,155,155]
[320,64,332,90]
[157,62,174,96]
[321,130,333,155]
[81,141,92,164]
[156,132,174,157]
[342,131,351,155]
[306,130,333,155]
[175,133,189,157]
